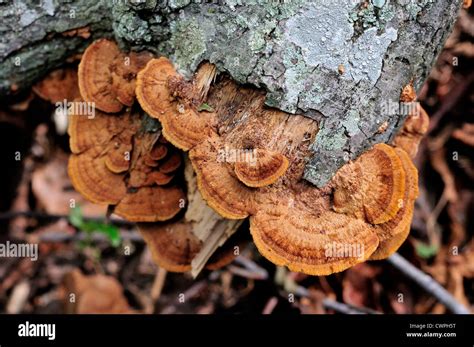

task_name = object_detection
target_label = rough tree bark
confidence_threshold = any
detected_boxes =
[0,0,463,186]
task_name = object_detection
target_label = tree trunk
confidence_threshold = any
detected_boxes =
[0,0,463,185]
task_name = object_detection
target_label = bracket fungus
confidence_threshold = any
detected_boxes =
[62,39,245,277]
[393,84,430,159]
[33,68,80,103]
[78,39,152,113]
[332,143,406,225]
[138,221,245,273]
[68,106,185,222]
[369,147,419,260]
[136,58,421,276]
[136,58,216,151]
[234,149,289,188]
[70,40,185,222]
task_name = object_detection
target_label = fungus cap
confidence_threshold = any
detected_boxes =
[332,143,406,225]
[234,149,289,188]
[78,39,152,113]
[114,186,184,223]
[68,102,185,223]
[33,68,79,103]
[136,58,214,150]
[138,221,243,273]
[78,39,123,113]
[250,208,379,276]
[138,222,201,272]
[68,148,126,205]
[159,152,182,174]
[369,147,419,260]
[190,137,254,219]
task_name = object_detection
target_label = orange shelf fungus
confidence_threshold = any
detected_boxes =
[114,186,184,223]
[135,58,421,276]
[65,40,244,277]
[138,222,201,272]
[250,209,379,276]
[68,105,185,222]
[234,149,289,188]
[159,151,182,174]
[33,68,80,103]
[138,221,244,273]
[190,135,254,220]
[136,58,215,150]
[332,143,406,225]
[78,39,152,113]
[71,40,185,223]
[149,142,168,161]
[68,150,127,205]
[393,83,430,158]
[369,148,419,260]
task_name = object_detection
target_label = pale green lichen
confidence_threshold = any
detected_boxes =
[114,11,152,43]
[168,0,191,10]
[350,1,395,31]
[317,127,347,151]
[404,0,435,19]
[341,110,361,137]
[168,18,207,73]
[285,1,397,85]
[372,0,386,8]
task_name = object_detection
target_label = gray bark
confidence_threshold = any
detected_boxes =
[0,0,462,186]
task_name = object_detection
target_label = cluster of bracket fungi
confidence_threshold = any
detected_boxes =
[36,38,428,276]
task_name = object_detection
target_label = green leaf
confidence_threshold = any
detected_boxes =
[197,103,214,112]
[415,242,438,259]
[95,223,121,247]
[69,206,121,247]
[83,221,121,247]
[69,206,84,228]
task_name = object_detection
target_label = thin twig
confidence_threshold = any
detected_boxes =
[228,256,269,280]
[262,297,278,314]
[292,285,374,314]
[387,252,471,314]
[425,191,448,248]
[274,267,375,314]
[322,298,368,315]
[35,230,143,243]
[151,267,168,302]
[0,210,135,227]
[181,281,207,301]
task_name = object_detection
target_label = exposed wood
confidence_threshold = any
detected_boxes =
[184,157,242,278]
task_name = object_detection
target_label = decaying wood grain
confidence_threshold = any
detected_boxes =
[184,157,242,277]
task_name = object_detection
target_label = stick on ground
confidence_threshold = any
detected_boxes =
[387,252,471,314]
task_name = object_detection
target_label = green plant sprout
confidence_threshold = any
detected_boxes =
[415,242,439,259]
[69,206,121,248]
